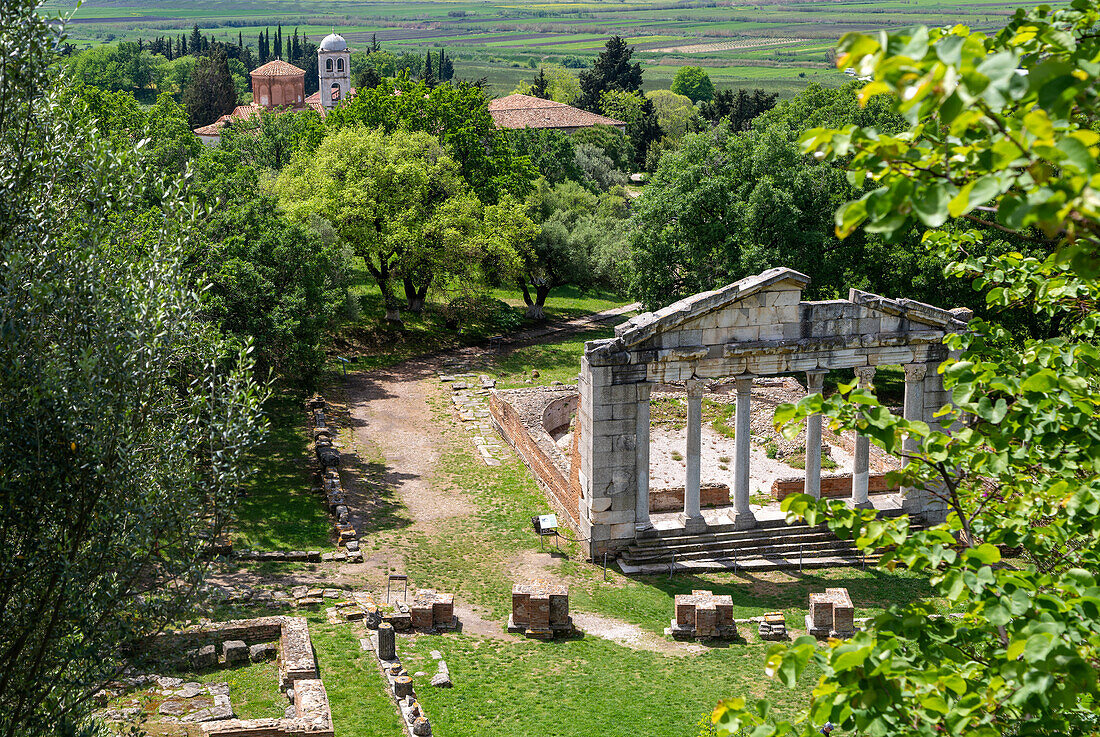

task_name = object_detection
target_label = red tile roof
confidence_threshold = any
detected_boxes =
[304,87,357,114]
[488,94,625,131]
[250,59,306,78]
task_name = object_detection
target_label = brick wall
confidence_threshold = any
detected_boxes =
[489,392,581,528]
[650,484,730,512]
[771,473,898,500]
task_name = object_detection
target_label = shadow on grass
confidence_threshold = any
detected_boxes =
[636,567,933,614]
[235,392,331,551]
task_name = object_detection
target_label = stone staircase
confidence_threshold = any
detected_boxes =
[617,513,917,575]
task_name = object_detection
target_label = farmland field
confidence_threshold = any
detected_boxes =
[41,0,1048,96]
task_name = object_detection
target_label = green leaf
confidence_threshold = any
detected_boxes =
[912,184,950,227]
[1020,369,1059,392]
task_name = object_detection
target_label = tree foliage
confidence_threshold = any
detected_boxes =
[274,126,534,324]
[0,6,266,735]
[699,87,778,129]
[671,66,715,102]
[714,3,1100,735]
[183,45,237,127]
[576,36,643,111]
[324,77,537,203]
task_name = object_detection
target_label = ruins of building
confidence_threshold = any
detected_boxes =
[491,268,970,561]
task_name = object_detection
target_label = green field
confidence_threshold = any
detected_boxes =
[40,0,1046,97]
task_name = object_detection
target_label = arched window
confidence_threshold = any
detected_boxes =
[337,58,344,72]
[326,59,333,72]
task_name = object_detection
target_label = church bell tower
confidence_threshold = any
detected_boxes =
[317,32,351,111]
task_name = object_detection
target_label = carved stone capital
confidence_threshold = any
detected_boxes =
[904,363,929,382]
[684,378,705,398]
[805,369,828,393]
[853,366,877,387]
[734,373,754,394]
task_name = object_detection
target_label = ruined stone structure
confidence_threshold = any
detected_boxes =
[669,590,738,640]
[508,580,573,639]
[576,268,971,558]
[806,588,856,640]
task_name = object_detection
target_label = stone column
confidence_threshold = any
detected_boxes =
[851,366,876,509]
[804,370,828,499]
[377,622,396,661]
[901,363,928,514]
[680,379,706,533]
[731,374,757,529]
[635,383,653,533]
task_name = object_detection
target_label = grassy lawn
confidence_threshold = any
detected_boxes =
[233,391,331,552]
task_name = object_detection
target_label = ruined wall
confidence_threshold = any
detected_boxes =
[771,474,899,501]
[488,388,581,527]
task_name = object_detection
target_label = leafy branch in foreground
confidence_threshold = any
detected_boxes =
[713,3,1100,736]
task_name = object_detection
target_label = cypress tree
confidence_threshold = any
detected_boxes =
[190,23,202,55]
[183,45,237,126]
[371,33,379,53]
[274,24,282,59]
[257,31,266,63]
[292,27,300,62]
[179,34,186,57]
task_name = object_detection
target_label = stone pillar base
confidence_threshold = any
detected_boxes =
[729,510,757,529]
[634,524,658,539]
[849,500,874,510]
[679,512,708,533]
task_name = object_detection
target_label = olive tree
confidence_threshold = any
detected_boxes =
[0,5,266,736]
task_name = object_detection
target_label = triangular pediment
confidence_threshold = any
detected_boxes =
[615,268,811,348]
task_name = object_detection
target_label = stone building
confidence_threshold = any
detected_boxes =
[574,267,971,558]
[193,33,355,145]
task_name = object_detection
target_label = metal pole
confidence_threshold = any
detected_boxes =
[603,553,608,581]
[669,552,675,579]
[799,544,803,573]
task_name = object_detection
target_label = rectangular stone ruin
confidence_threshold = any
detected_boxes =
[278,617,319,689]
[667,590,738,640]
[806,587,856,640]
[410,589,457,631]
[508,580,572,639]
[757,611,788,641]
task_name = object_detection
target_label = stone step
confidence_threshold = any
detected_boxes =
[635,524,837,548]
[617,553,881,575]
[622,537,861,564]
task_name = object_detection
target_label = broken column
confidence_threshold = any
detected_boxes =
[377,622,396,661]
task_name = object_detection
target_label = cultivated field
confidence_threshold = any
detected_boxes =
[39,0,1047,97]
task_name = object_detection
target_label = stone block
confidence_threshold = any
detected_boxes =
[190,644,217,670]
[249,642,277,662]
[222,640,248,665]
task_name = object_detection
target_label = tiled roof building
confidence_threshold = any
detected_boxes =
[488,94,626,134]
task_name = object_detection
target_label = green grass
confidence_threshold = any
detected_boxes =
[233,391,332,551]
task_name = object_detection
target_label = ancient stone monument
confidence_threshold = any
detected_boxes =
[410,590,457,631]
[574,268,971,558]
[806,588,856,640]
[758,611,788,641]
[508,580,573,639]
[668,589,738,640]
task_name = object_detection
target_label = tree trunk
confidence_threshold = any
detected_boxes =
[525,285,551,320]
[403,277,427,315]
[379,279,403,325]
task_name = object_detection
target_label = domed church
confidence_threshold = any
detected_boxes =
[194,32,356,145]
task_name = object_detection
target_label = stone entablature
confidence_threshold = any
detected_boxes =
[577,268,971,558]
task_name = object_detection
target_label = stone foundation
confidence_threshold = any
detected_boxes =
[770,473,899,501]
[667,590,739,640]
[806,588,856,640]
[507,581,573,639]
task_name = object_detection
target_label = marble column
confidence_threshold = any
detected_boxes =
[731,374,757,529]
[851,366,876,509]
[804,370,827,499]
[680,379,707,532]
[635,383,654,533]
[901,363,928,514]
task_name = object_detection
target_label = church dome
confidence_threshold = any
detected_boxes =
[319,33,348,52]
